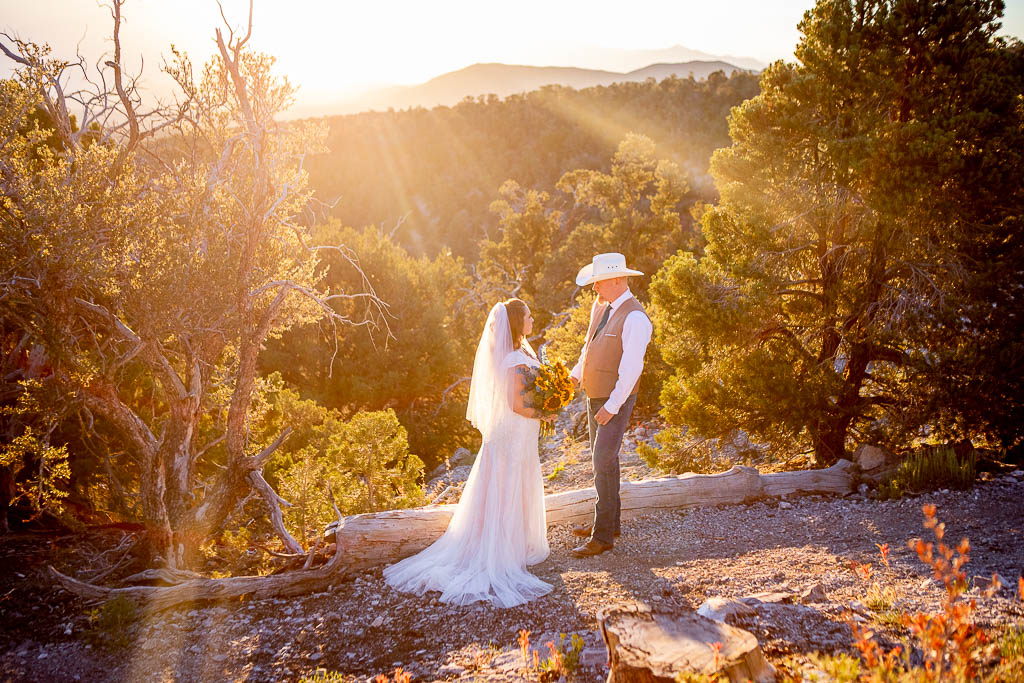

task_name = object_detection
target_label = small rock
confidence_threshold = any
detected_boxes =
[310,652,323,661]
[854,444,893,471]
[37,652,48,660]
[799,583,828,604]
[741,591,795,605]
[580,646,608,668]
[211,653,227,662]
[974,573,1010,594]
[697,597,757,622]
[779,501,793,510]
[370,616,385,628]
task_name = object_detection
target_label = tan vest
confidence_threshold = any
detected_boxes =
[581,296,649,399]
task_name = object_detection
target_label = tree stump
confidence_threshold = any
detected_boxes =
[600,603,776,682]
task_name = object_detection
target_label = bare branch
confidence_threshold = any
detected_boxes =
[75,298,188,400]
[245,426,292,469]
[0,37,30,65]
[774,288,827,304]
[107,0,140,162]
[247,470,303,555]
[431,377,471,418]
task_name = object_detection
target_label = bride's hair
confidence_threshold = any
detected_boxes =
[503,298,536,357]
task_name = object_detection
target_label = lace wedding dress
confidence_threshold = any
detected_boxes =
[383,304,551,608]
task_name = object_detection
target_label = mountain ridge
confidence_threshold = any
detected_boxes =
[291,59,757,118]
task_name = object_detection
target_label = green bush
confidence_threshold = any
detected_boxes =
[83,595,139,650]
[276,408,424,543]
[877,445,976,499]
[299,670,347,683]
[638,426,745,475]
[1000,626,1024,661]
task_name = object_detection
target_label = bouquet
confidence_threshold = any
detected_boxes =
[530,347,575,437]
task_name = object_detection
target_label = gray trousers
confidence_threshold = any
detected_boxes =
[586,393,637,545]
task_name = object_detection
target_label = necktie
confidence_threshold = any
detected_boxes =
[591,305,612,341]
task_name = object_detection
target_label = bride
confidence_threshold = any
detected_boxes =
[383,298,553,608]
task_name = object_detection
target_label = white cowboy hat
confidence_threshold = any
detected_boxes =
[575,252,644,287]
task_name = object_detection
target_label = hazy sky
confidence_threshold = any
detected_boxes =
[2,0,1023,106]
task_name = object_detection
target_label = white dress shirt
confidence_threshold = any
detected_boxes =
[570,289,653,415]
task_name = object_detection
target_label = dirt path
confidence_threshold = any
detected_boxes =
[2,437,1023,682]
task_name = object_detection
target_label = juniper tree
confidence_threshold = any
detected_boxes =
[650,0,1024,466]
[0,1,386,564]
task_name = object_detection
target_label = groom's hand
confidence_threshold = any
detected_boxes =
[595,407,614,425]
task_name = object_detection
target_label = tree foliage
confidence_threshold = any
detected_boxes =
[246,381,424,545]
[261,223,481,467]
[0,5,387,565]
[651,0,1024,466]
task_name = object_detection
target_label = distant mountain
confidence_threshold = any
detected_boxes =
[560,44,767,73]
[309,60,756,116]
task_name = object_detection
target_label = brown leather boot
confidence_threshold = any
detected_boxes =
[571,525,619,538]
[570,539,614,558]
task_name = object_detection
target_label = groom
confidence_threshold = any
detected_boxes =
[568,253,652,558]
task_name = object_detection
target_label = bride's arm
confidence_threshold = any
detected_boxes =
[511,365,542,419]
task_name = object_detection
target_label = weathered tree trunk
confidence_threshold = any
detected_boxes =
[600,603,776,682]
[50,548,345,612]
[330,460,855,569]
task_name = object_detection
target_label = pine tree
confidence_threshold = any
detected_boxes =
[651,0,1024,466]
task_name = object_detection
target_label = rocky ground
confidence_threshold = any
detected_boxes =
[2,421,1023,682]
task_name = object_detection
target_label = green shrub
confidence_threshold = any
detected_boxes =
[277,408,424,544]
[83,595,139,650]
[539,632,586,680]
[638,426,733,474]
[299,670,347,683]
[1000,626,1024,661]
[804,652,861,682]
[877,445,976,499]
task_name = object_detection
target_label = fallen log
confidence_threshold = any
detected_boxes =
[50,552,346,612]
[50,495,350,611]
[329,459,854,569]
[52,460,853,610]
[599,602,776,682]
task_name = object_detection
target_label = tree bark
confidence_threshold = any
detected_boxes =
[600,603,776,682]
[50,550,345,612]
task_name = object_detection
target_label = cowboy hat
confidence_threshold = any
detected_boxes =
[575,253,644,287]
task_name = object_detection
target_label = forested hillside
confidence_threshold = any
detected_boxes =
[306,72,760,258]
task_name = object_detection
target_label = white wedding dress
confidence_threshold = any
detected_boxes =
[383,305,551,608]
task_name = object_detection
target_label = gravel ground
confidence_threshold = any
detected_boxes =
[2,426,1022,682]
